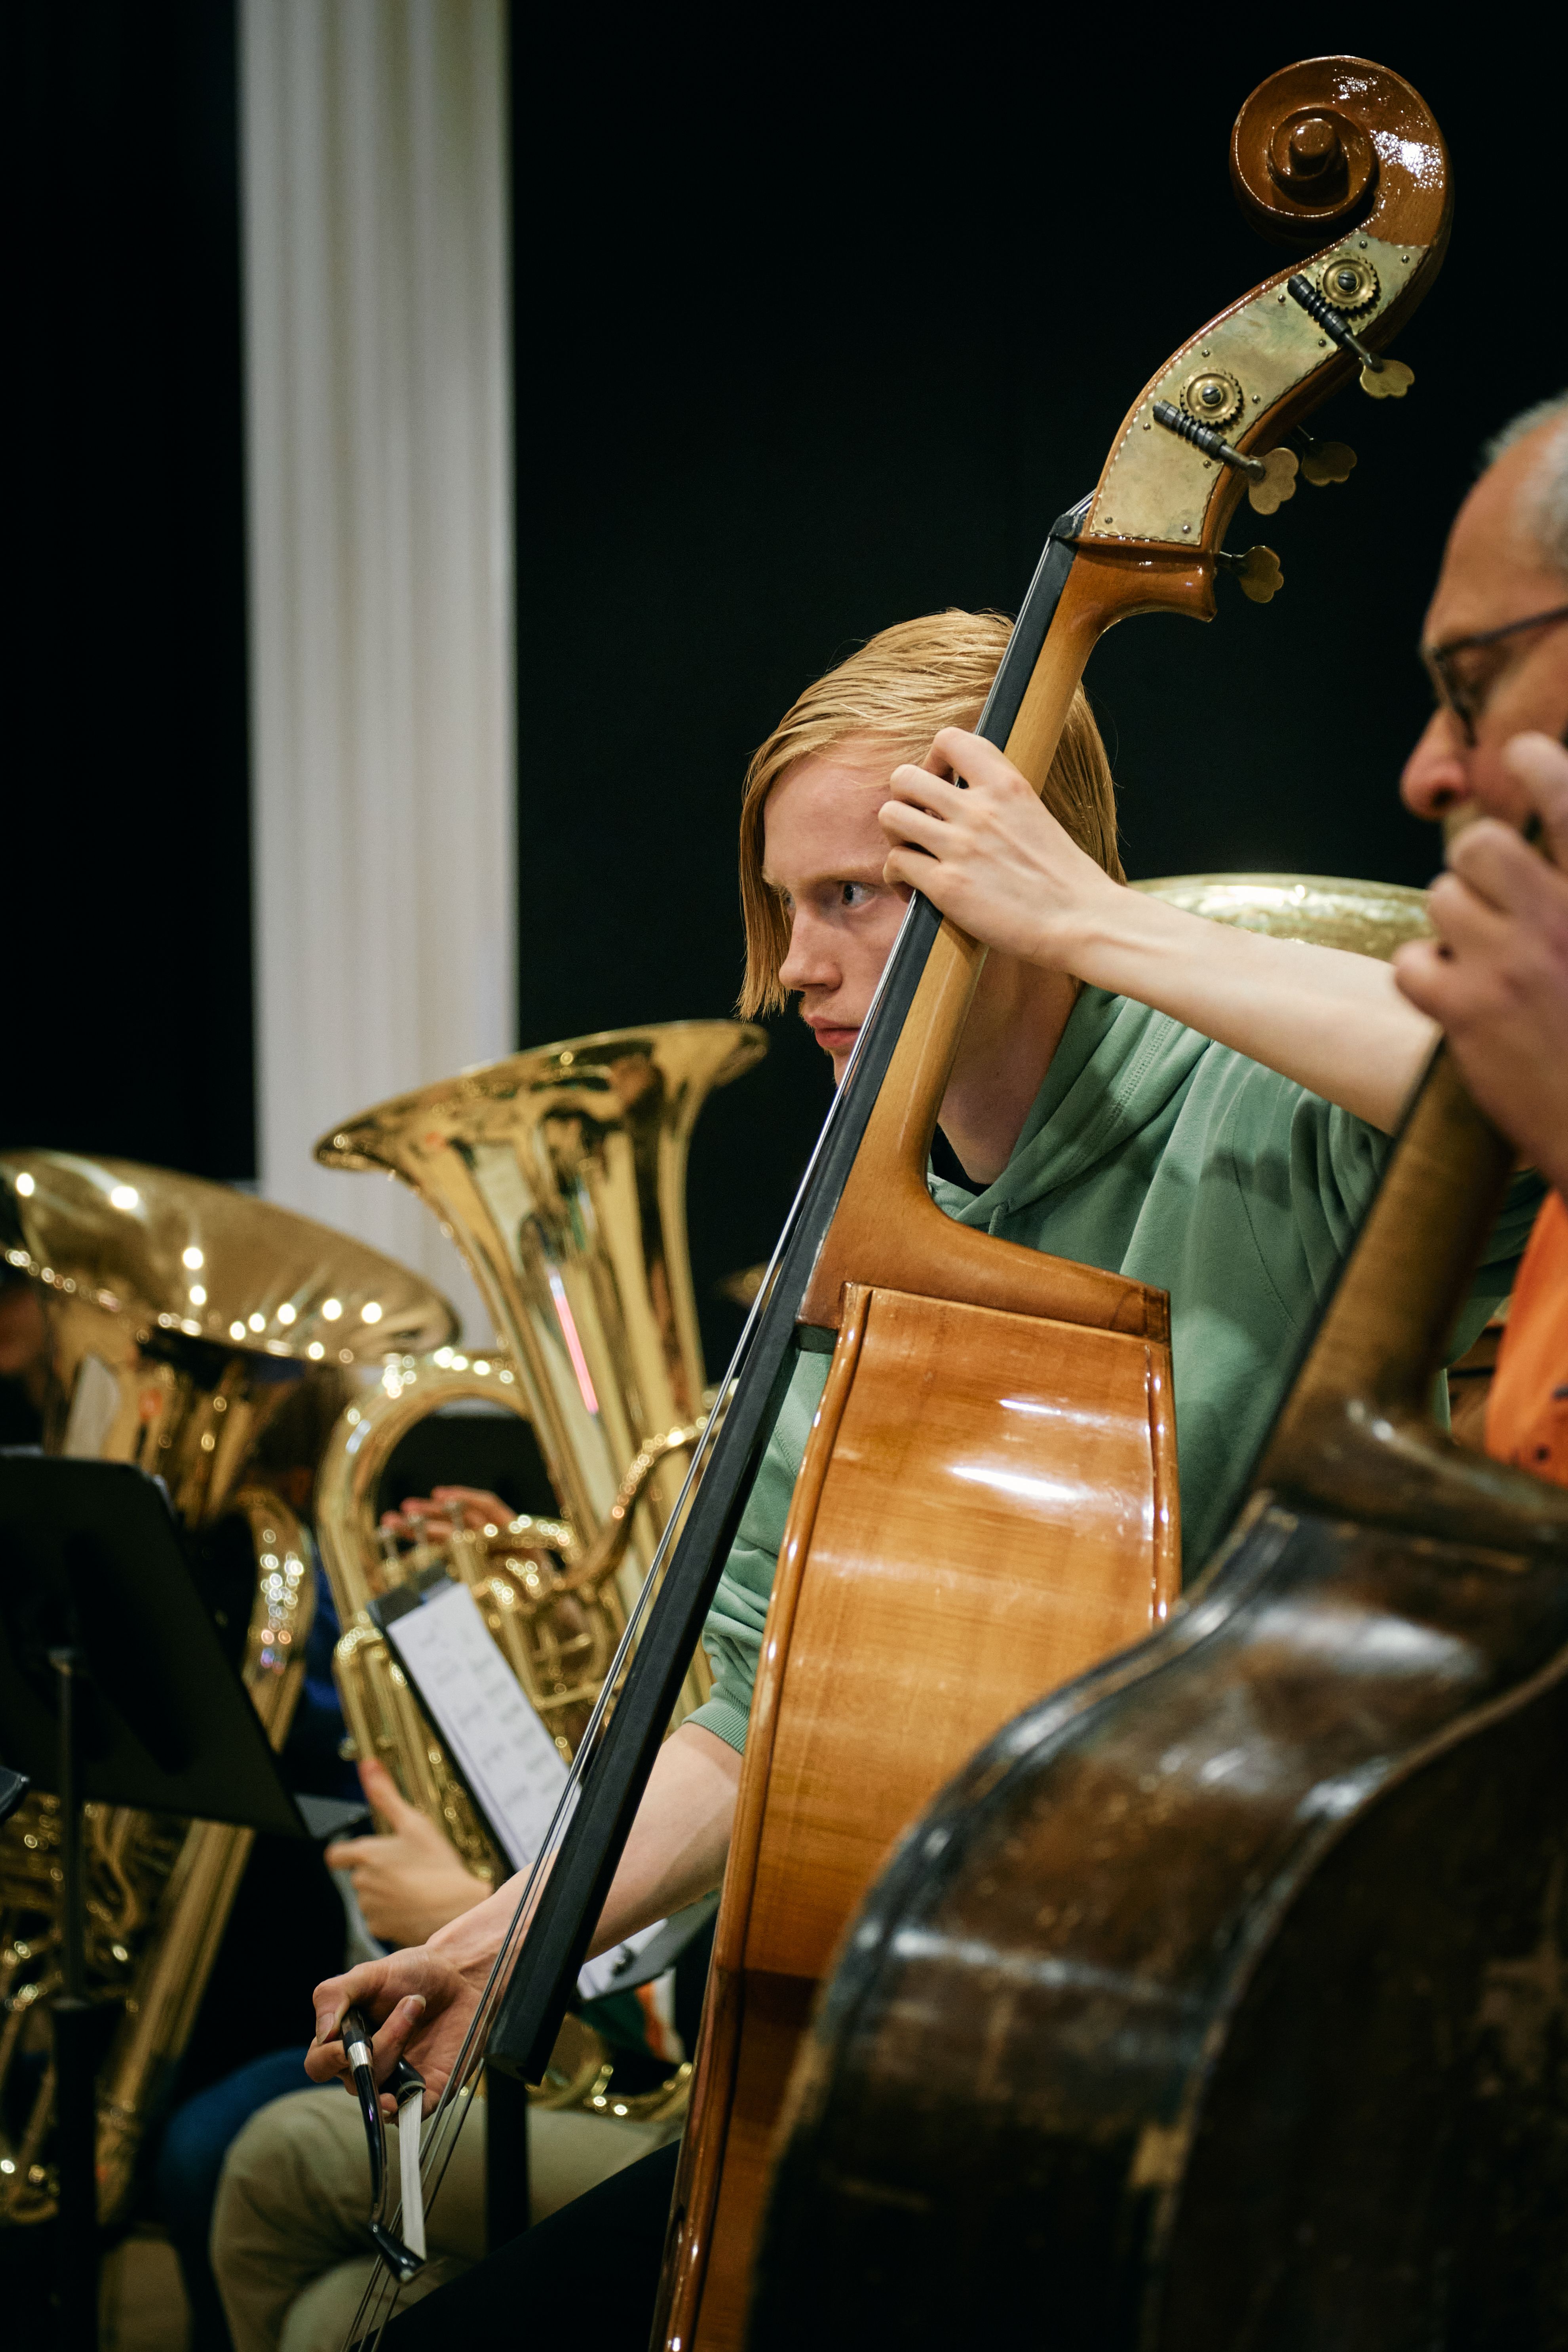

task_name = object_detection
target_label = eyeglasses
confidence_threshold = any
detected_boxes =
[1423,604,1568,745]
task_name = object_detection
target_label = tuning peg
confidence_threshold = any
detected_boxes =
[1216,545,1283,603]
[1359,357,1414,401]
[1286,275,1414,399]
[1246,448,1299,515]
[1151,402,1298,513]
[1294,425,1357,487]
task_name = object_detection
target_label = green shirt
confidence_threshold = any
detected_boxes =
[690,986,1538,1755]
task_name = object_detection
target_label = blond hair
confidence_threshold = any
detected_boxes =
[737,610,1122,1016]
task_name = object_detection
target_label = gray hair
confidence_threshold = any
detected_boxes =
[1482,395,1568,574]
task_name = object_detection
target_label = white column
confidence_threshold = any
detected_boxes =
[240,0,513,1339]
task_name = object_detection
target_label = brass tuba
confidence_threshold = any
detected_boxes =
[0,1153,453,2225]
[314,1020,766,1583]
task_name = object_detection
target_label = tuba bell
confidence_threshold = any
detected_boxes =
[0,1152,453,2226]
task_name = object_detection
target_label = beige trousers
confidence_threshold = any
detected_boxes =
[211,2086,673,2352]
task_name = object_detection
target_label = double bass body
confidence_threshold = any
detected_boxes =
[663,1272,1178,2342]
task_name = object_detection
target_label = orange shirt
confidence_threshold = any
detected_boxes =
[1486,1191,1568,1489]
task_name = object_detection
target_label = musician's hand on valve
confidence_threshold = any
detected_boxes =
[379,1484,516,1545]
[1394,731,1568,1198]
[325,1759,490,1947]
[878,727,1121,967]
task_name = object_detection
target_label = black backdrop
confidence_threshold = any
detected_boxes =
[10,8,1562,1373]
[10,2,253,1182]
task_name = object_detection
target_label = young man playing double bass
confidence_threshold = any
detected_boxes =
[292,408,1565,2343]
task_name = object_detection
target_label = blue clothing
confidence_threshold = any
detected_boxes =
[279,1560,360,1802]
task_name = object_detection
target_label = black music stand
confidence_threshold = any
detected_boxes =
[0,1456,309,2352]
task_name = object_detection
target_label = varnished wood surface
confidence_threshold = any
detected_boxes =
[747,1285,1178,1980]
[660,1280,1178,2350]
[655,1944,740,2347]
[682,1974,814,2349]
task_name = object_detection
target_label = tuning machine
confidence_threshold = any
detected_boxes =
[1293,423,1357,488]
[1151,401,1299,513]
[1215,545,1283,604]
[1287,275,1414,399]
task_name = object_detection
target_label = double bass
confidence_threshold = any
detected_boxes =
[372,50,1455,2352]
[745,103,1568,2352]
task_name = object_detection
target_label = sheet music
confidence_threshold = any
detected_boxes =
[383,1578,568,1873]
[384,1576,678,2003]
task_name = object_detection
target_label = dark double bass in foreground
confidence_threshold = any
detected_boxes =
[747,78,1568,2352]
[756,1058,1568,2350]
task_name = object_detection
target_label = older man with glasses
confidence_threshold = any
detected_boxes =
[1395,392,1568,1489]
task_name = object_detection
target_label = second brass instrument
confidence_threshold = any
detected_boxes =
[1131,871,1433,957]
[0,1151,453,2226]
